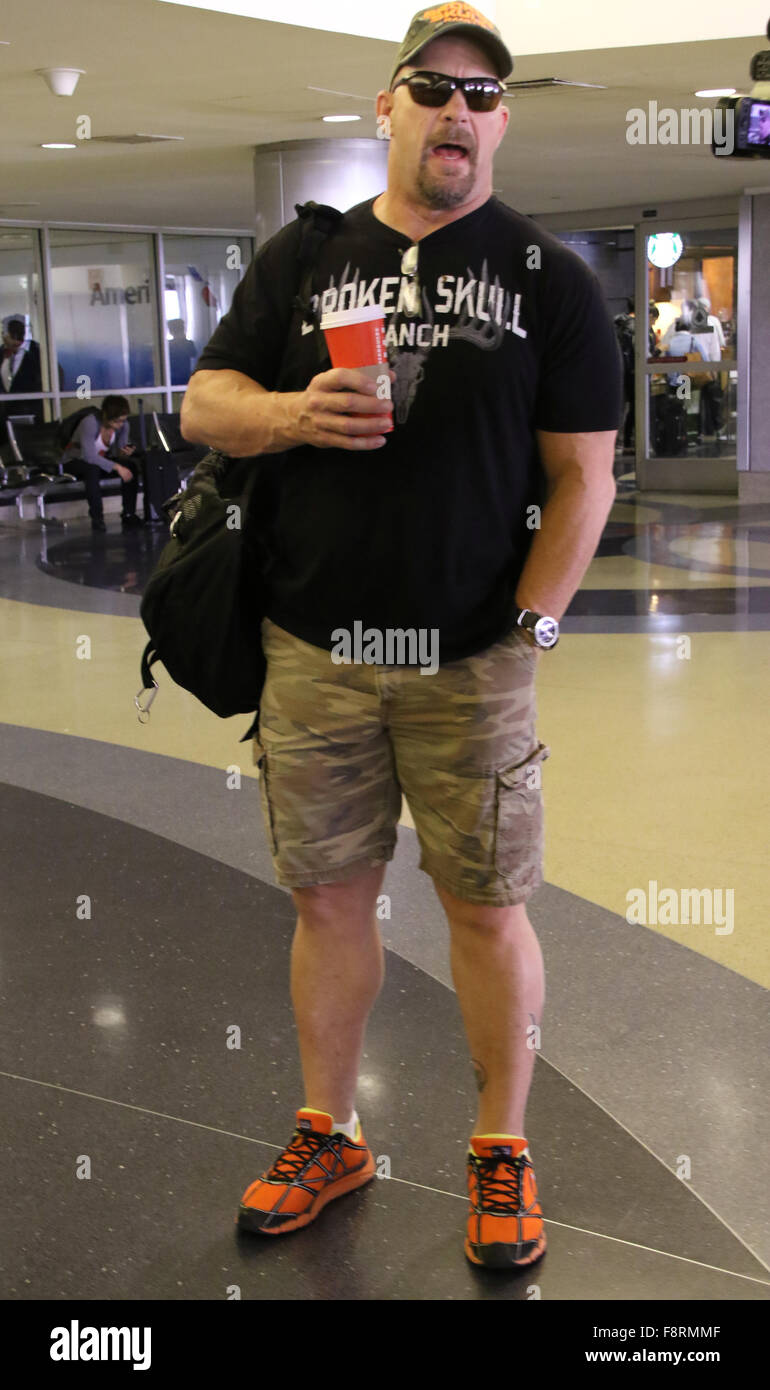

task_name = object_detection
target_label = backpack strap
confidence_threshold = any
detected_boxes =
[293,201,344,366]
[136,204,344,741]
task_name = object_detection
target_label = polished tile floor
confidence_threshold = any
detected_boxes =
[0,480,768,1301]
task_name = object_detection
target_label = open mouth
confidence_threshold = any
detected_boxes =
[430,142,470,162]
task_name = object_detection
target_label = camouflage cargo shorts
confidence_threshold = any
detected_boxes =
[252,616,551,906]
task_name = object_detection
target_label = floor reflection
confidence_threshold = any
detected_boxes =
[29,496,770,620]
[36,525,169,596]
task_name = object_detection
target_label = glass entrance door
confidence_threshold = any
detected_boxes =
[637,219,738,491]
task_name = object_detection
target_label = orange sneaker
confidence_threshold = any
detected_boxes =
[237,1107,375,1235]
[465,1134,547,1269]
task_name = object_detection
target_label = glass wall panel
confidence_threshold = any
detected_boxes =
[648,229,737,360]
[49,230,158,393]
[648,369,738,460]
[0,228,50,422]
[161,235,252,386]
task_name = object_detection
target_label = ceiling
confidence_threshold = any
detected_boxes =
[0,0,768,230]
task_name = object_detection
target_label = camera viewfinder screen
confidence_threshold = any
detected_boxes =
[747,102,770,144]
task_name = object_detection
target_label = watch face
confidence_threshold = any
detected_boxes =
[533,616,559,648]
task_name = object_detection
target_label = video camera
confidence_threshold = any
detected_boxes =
[713,19,770,158]
[686,302,712,334]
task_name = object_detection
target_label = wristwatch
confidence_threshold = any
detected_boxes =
[514,608,560,650]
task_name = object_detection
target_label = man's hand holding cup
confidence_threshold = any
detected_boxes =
[296,365,394,450]
[293,306,394,451]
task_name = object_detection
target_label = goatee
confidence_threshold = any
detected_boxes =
[415,172,474,209]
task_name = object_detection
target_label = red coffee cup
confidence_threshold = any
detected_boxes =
[321,305,393,432]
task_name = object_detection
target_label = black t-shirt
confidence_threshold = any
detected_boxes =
[195,195,622,663]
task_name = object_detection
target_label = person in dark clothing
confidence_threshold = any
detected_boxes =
[649,303,661,357]
[167,319,199,385]
[182,3,621,1274]
[1,316,44,426]
[614,300,635,450]
[183,2,622,1273]
[60,395,144,533]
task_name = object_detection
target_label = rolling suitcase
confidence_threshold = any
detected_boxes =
[653,394,688,457]
[143,447,181,523]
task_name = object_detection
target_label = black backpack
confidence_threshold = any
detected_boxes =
[57,405,101,450]
[135,201,343,742]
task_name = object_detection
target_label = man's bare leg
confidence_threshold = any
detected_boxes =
[435,887,545,1136]
[290,863,387,1122]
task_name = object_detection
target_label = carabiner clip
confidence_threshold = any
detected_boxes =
[135,680,159,724]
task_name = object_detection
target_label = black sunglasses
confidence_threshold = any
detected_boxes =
[391,70,505,112]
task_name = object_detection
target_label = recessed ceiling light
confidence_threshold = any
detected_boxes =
[695,88,737,98]
[322,114,361,123]
[41,142,77,149]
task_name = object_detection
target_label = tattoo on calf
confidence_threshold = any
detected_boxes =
[471,1059,487,1093]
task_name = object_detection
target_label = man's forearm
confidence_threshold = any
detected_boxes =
[180,369,304,457]
[515,475,616,622]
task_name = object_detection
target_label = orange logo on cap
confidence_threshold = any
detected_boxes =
[421,3,496,33]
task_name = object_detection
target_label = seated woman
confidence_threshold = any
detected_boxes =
[61,395,143,533]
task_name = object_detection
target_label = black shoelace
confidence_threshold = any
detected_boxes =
[267,1129,345,1184]
[472,1154,524,1214]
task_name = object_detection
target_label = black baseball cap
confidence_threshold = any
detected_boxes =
[388,4,514,90]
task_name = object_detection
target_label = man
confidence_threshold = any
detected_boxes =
[182,4,621,1270]
[649,303,661,355]
[60,395,143,533]
[614,298,635,451]
[694,296,726,439]
[167,318,199,386]
[1,316,44,426]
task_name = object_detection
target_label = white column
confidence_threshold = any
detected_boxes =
[253,139,388,245]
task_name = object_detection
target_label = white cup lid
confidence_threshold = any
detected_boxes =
[320,306,385,330]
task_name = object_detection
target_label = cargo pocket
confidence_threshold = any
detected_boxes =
[253,724,278,855]
[493,742,550,877]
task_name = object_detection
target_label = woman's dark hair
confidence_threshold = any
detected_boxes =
[101,395,130,424]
